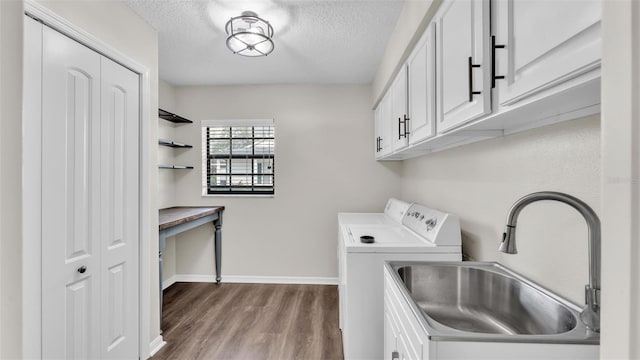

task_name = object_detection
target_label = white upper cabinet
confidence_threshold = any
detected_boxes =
[407,22,437,145]
[494,0,601,106]
[435,0,492,133]
[374,93,394,159]
[373,0,601,160]
[391,65,409,151]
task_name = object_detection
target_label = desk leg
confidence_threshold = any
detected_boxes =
[158,232,167,329]
[214,217,222,283]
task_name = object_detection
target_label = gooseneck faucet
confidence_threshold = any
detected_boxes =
[499,191,600,333]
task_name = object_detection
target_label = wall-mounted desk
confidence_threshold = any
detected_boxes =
[158,206,224,317]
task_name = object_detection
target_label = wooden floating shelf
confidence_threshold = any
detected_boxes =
[159,109,193,124]
[159,165,194,170]
[159,139,193,148]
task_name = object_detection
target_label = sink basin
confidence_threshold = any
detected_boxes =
[387,261,599,344]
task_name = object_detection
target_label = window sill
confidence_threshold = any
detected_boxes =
[201,194,275,198]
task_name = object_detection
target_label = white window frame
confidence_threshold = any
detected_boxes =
[201,119,275,197]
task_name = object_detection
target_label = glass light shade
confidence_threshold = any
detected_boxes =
[225,11,274,57]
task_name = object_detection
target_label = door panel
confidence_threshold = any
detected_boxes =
[380,93,392,156]
[375,93,393,158]
[407,23,436,144]
[66,279,91,359]
[440,0,472,114]
[436,0,491,133]
[374,105,384,159]
[391,66,408,151]
[100,56,140,359]
[106,263,125,351]
[42,25,102,359]
[65,70,92,261]
[495,0,601,105]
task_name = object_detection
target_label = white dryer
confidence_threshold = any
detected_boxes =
[337,201,462,360]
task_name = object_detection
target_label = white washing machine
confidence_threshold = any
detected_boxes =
[337,198,410,332]
[337,200,462,360]
[337,198,410,227]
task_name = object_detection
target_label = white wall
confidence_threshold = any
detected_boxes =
[158,79,177,209]
[158,80,177,283]
[32,0,163,349]
[401,115,600,305]
[0,1,23,358]
[167,85,401,280]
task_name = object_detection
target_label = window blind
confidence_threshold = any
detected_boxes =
[202,120,275,195]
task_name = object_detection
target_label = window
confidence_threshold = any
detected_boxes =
[202,119,275,195]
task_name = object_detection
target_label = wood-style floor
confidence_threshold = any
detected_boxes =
[152,282,344,360]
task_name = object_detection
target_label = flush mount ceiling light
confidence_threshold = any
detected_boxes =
[225,11,274,57]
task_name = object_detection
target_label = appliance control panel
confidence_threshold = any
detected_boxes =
[402,203,461,246]
[384,198,411,223]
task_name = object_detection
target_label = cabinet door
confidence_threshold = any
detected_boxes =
[391,65,409,151]
[384,307,398,360]
[375,93,394,158]
[494,0,601,105]
[407,23,436,145]
[436,0,491,133]
[374,105,383,158]
[397,332,411,360]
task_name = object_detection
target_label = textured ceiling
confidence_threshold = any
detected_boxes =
[125,0,404,86]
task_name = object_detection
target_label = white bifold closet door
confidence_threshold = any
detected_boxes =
[40,23,139,359]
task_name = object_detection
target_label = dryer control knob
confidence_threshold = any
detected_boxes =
[425,218,437,230]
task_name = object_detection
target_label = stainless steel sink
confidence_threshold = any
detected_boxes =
[387,261,600,344]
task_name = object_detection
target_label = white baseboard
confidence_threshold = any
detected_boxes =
[148,335,166,358]
[224,275,338,285]
[162,274,338,287]
[162,275,177,290]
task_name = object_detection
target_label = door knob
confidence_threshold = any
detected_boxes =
[77,266,87,274]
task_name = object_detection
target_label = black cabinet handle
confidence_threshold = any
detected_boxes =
[492,36,506,89]
[402,114,410,138]
[397,115,410,139]
[468,56,482,102]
